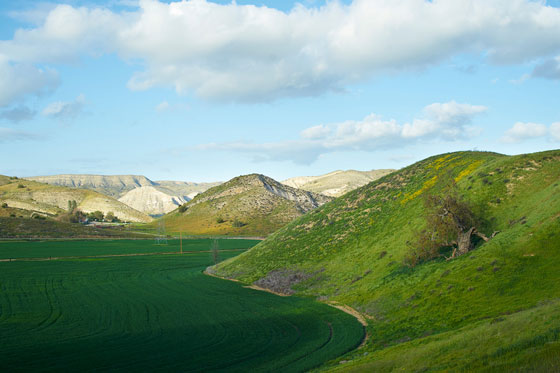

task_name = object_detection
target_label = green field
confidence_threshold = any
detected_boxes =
[0,240,364,371]
[0,238,261,259]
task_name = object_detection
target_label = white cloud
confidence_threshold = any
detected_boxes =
[42,94,86,121]
[1,0,560,103]
[501,122,549,143]
[155,101,170,112]
[0,59,59,107]
[200,101,486,164]
[300,124,330,139]
[550,122,560,141]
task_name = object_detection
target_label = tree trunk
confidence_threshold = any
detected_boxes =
[456,227,475,256]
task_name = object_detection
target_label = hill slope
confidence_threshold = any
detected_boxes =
[213,150,560,370]
[160,174,332,236]
[0,178,152,223]
[118,186,189,215]
[283,169,394,197]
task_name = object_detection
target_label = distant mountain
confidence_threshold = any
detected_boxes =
[282,169,395,197]
[25,174,155,198]
[154,180,223,200]
[24,174,222,214]
[118,186,189,216]
[0,177,152,223]
[159,174,332,236]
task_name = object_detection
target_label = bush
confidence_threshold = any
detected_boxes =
[178,204,188,213]
[17,183,25,188]
[216,217,225,224]
[232,219,246,228]
[1,203,7,208]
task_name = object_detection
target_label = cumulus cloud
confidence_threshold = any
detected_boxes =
[0,127,40,142]
[1,0,560,103]
[501,122,551,143]
[42,94,86,121]
[0,105,36,123]
[200,101,486,164]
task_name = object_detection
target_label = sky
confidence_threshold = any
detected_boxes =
[0,0,559,182]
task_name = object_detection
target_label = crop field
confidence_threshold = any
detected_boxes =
[0,240,364,371]
[0,238,261,260]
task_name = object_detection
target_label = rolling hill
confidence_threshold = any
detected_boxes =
[212,150,560,371]
[0,177,152,223]
[282,169,394,197]
[159,174,332,236]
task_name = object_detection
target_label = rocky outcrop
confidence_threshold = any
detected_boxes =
[118,186,189,216]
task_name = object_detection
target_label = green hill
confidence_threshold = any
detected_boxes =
[213,150,560,371]
[159,174,332,236]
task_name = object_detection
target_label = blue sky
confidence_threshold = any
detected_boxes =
[0,0,559,182]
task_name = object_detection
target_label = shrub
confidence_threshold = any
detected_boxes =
[216,217,225,224]
[178,204,188,213]
[232,219,246,228]
[1,203,7,208]
[17,183,25,188]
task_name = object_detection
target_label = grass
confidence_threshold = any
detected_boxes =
[213,150,560,370]
[0,240,364,372]
[0,238,261,259]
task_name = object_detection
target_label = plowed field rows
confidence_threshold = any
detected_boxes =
[0,240,363,371]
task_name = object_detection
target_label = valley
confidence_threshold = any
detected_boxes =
[1,149,559,371]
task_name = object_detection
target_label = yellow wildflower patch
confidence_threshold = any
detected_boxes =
[455,160,483,182]
[401,175,438,205]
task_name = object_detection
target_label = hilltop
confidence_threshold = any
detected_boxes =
[159,174,332,236]
[0,177,152,223]
[283,169,394,197]
[212,150,560,371]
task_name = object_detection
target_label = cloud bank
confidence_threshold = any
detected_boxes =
[1,0,560,104]
[501,121,560,143]
[199,101,487,164]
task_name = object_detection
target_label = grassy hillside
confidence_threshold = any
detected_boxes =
[159,174,332,236]
[0,177,152,223]
[213,150,560,370]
